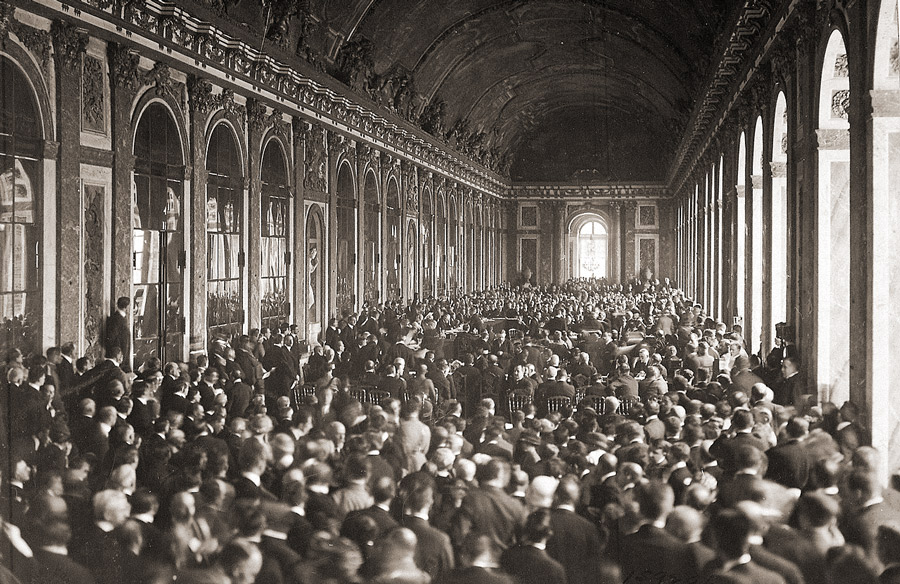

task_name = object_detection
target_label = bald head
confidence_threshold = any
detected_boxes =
[666,505,705,543]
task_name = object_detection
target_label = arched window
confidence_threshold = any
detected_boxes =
[260,140,290,329]
[736,131,747,325]
[207,123,244,339]
[750,116,764,353]
[771,92,789,343]
[571,218,608,279]
[133,102,185,365]
[0,57,42,356]
[815,30,851,405]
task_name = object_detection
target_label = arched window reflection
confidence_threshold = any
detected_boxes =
[261,140,290,329]
[0,57,42,356]
[207,124,244,339]
[133,102,185,364]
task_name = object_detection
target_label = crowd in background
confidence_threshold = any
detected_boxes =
[0,276,896,584]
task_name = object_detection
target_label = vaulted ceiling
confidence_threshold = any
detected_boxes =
[229,0,739,182]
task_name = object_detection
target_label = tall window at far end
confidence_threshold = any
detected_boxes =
[578,220,608,279]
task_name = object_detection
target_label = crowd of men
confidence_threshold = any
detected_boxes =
[1,277,898,584]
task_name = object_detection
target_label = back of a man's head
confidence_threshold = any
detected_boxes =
[554,475,580,507]
[666,505,705,543]
[732,409,754,431]
[710,509,753,559]
[405,484,434,515]
[733,444,763,473]
[460,532,499,567]
[785,417,810,439]
[522,508,553,545]
[635,480,675,523]
[477,458,510,488]
[372,476,396,504]
[794,492,839,529]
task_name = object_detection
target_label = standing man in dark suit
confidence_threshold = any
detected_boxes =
[401,482,455,580]
[839,469,900,570]
[774,356,803,407]
[501,509,567,584]
[765,417,811,490]
[103,297,132,373]
[546,475,602,584]
[453,459,526,550]
[616,481,698,583]
[127,380,155,436]
[226,369,252,419]
[701,509,787,584]
[58,342,78,395]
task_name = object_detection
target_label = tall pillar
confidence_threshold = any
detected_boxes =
[609,202,622,282]
[246,99,265,331]
[52,22,87,347]
[867,89,900,483]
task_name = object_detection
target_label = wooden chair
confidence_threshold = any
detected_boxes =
[618,398,638,416]
[366,389,391,405]
[292,383,317,407]
[583,395,606,414]
[348,387,368,403]
[546,395,573,413]
[507,393,533,414]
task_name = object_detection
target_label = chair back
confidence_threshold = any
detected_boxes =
[366,389,391,405]
[507,394,533,414]
[546,395,572,413]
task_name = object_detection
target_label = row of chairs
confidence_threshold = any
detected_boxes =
[506,393,639,416]
[293,383,435,408]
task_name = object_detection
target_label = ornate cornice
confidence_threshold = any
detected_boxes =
[510,183,670,201]
[52,0,506,199]
[669,0,788,195]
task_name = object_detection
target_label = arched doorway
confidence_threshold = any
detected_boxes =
[132,102,185,365]
[568,214,610,279]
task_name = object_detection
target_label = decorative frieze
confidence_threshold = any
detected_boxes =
[82,55,105,132]
[301,122,327,193]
